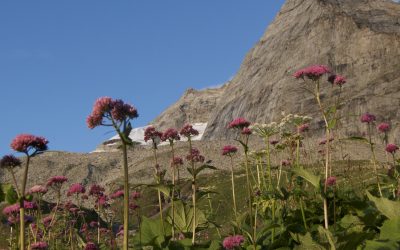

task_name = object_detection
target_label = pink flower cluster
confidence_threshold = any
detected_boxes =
[297,123,309,133]
[46,176,68,188]
[293,65,331,81]
[171,156,184,166]
[360,113,376,123]
[3,204,20,216]
[241,127,252,135]
[84,242,99,250]
[186,148,205,163]
[144,126,162,142]
[328,74,346,86]
[30,241,48,250]
[180,124,199,138]
[0,154,21,168]
[86,97,138,129]
[110,190,124,199]
[222,235,245,250]
[326,176,337,186]
[386,144,399,154]
[10,134,48,154]
[29,185,48,195]
[67,183,86,196]
[161,128,181,142]
[377,122,390,133]
[222,145,238,156]
[228,117,250,129]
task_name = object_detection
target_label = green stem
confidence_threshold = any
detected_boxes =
[170,143,176,238]
[368,124,383,197]
[153,147,165,235]
[19,154,30,250]
[121,142,130,250]
[188,138,197,245]
[229,156,237,218]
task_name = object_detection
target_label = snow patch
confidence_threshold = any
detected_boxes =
[92,123,208,152]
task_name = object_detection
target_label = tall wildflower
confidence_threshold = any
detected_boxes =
[294,64,344,229]
[9,134,48,249]
[161,128,181,237]
[87,97,138,250]
[180,123,200,245]
[144,126,165,234]
[222,145,238,217]
[361,112,383,197]
[228,117,257,248]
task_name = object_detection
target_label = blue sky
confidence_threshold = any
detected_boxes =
[0,1,285,155]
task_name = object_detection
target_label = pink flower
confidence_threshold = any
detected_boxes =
[3,204,20,216]
[67,183,86,196]
[328,74,346,86]
[24,201,38,210]
[297,123,309,133]
[89,184,105,197]
[228,117,250,129]
[87,97,138,129]
[129,202,139,211]
[110,190,124,199]
[222,145,238,156]
[89,221,99,228]
[171,156,184,166]
[30,241,48,250]
[144,126,162,143]
[326,176,337,186]
[386,144,399,154]
[42,216,52,228]
[130,191,141,199]
[0,155,21,168]
[46,176,68,188]
[377,122,390,133]
[84,242,99,250]
[186,148,205,163]
[360,113,376,123]
[222,235,245,250]
[241,127,252,135]
[161,128,181,142]
[281,159,291,166]
[180,124,199,138]
[294,65,331,81]
[10,134,48,154]
[29,185,48,195]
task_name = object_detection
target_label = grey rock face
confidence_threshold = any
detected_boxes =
[151,84,228,130]
[202,0,400,142]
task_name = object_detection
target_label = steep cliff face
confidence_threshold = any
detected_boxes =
[202,0,400,141]
[151,84,228,130]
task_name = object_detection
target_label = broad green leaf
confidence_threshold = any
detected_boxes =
[4,184,18,204]
[366,191,400,219]
[135,216,168,247]
[194,164,217,177]
[379,217,400,241]
[292,232,325,250]
[364,240,399,250]
[317,226,336,250]
[166,200,207,233]
[150,184,171,197]
[292,167,320,188]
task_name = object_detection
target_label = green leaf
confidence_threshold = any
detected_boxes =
[327,118,337,130]
[342,136,369,144]
[166,200,207,233]
[379,217,400,241]
[292,232,325,250]
[150,184,171,197]
[364,240,399,250]
[366,191,400,219]
[194,164,217,177]
[4,184,18,204]
[135,216,167,247]
[317,226,336,250]
[292,167,320,188]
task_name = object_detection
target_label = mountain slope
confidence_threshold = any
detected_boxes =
[202,0,400,141]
